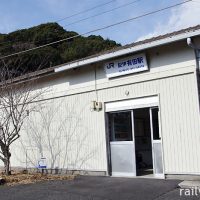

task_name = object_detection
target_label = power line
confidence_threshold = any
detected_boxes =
[0,0,141,48]
[0,0,193,60]
[56,0,116,22]
[0,0,116,46]
[63,0,141,28]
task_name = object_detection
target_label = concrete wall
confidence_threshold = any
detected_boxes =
[1,40,200,175]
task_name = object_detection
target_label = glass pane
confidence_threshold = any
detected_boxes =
[108,112,132,141]
[111,143,136,175]
[153,143,163,174]
[152,108,160,140]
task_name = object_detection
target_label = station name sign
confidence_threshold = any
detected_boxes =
[104,53,148,78]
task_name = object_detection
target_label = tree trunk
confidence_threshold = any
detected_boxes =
[4,158,11,175]
[4,149,11,175]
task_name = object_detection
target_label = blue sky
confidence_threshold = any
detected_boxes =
[0,0,199,45]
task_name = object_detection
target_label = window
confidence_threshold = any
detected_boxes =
[108,112,133,141]
[151,108,160,140]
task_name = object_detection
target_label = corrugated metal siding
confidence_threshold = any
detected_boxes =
[11,71,200,174]
[96,72,200,174]
[6,43,200,175]
[159,74,200,174]
[11,92,108,171]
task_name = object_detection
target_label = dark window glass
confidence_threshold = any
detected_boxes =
[152,108,160,140]
[108,112,132,141]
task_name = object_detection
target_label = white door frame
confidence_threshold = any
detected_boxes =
[149,107,164,178]
[105,96,164,178]
[108,110,136,177]
[105,96,159,112]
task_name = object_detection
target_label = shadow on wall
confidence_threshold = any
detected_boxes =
[15,98,102,173]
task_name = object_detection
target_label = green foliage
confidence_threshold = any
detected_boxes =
[0,23,120,75]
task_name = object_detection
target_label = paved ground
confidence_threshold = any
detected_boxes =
[0,176,200,200]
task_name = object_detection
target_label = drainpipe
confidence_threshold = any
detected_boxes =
[187,37,200,71]
[187,37,200,111]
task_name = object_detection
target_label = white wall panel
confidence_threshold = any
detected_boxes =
[1,41,200,175]
[9,71,200,174]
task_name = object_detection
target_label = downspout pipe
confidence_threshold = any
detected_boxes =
[187,37,200,112]
[187,37,200,71]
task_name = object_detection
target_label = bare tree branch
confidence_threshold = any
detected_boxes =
[0,59,48,175]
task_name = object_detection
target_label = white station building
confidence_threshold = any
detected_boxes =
[3,25,200,179]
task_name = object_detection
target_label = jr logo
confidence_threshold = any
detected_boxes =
[107,63,114,69]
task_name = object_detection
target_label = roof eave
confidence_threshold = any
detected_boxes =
[55,29,200,73]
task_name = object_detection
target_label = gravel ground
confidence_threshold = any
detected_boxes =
[0,176,199,200]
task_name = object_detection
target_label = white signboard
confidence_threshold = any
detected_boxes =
[38,157,47,169]
[104,53,148,78]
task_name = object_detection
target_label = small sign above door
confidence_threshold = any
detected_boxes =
[104,53,148,78]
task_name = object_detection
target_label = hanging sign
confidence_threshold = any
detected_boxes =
[104,53,148,78]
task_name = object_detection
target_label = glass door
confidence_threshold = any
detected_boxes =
[150,107,164,178]
[108,111,136,177]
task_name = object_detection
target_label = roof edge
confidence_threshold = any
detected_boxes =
[55,25,200,73]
